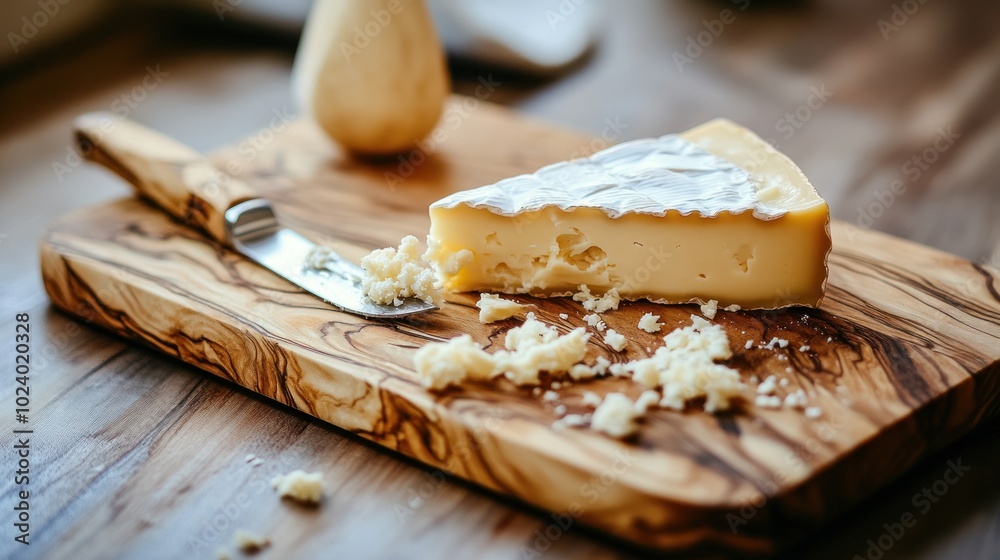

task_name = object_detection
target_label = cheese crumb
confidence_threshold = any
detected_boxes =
[638,313,663,333]
[779,378,790,387]
[700,299,719,320]
[762,337,789,350]
[495,314,591,385]
[757,375,778,395]
[476,293,524,323]
[554,404,567,416]
[723,304,741,312]
[413,334,496,389]
[559,313,569,320]
[583,313,606,331]
[573,285,621,313]
[581,391,602,407]
[551,381,562,390]
[542,390,559,402]
[552,413,591,430]
[805,406,823,419]
[233,530,270,553]
[591,393,641,438]
[608,363,628,377]
[784,389,808,409]
[569,363,597,380]
[755,395,782,409]
[745,340,754,350]
[270,470,324,504]
[634,390,661,413]
[360,236,462,306]
[799,345,810,352]
[604,329,627,352]
[619,315,743,412]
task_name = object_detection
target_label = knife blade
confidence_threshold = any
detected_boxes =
[73,112,436,318]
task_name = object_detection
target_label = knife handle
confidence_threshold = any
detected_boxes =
[73,112,258,245]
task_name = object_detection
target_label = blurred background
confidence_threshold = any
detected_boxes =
[1,1,998,558]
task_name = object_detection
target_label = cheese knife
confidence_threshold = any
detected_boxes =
[73,112,437,318]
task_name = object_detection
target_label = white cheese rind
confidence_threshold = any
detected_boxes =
[432,133,785,220]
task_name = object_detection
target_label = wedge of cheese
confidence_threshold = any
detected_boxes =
[425,119,831,309]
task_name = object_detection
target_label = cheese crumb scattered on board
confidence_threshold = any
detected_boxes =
[233,530,270,553]
[559,313,569,320]
[779,378,790,387]
[551,381,562,390]
[476,293,524,323]
[763,337,789,350]
[552,413,591,430]
[573,285,621,313]
[619,315,743,412]
[608,363,628,377]
[581,391,603,407]
[638,313,663,333]
[361,236,465,306]
[799,345,810,352]
[270,470,324,504]
[604,329,627,352]
[745,340,754,350]
[700,299,719,319]
[755,395,782,409]
[805,406,823,419]
[634,390,661,414]
[784,389,808,409]
[495,314,591,385]
[569,363,597,380]
[757,375,778,395]
[554,404,567,416]
[591,393,641,438]
[413,334,496,389]
[583,313,606,331]
[723,304,741,312]
[542,390,559,402]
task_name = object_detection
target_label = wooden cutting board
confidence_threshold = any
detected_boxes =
[40,99,1000,556]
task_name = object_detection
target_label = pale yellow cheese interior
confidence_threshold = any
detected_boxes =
[426,120,831,309]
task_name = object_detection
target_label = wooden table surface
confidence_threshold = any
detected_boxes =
[1,1,998,558]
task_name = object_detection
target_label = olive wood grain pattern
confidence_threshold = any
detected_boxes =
[41,99,1000,556]
[73,112,258,244]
